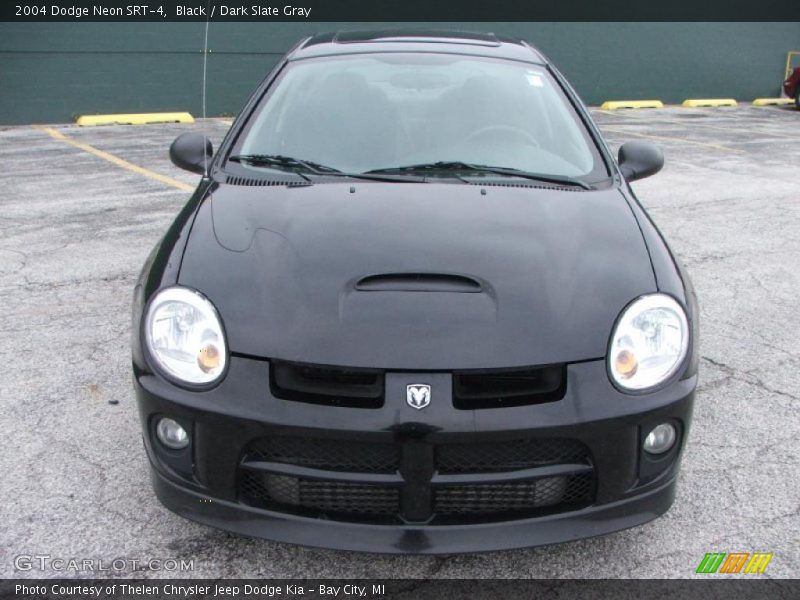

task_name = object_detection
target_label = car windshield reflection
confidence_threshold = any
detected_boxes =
[236,54,604,182]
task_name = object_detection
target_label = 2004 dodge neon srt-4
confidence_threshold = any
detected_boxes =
[132,30,699,553]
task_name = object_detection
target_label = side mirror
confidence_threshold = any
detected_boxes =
[618,141,664,182]
[169,133,213,174]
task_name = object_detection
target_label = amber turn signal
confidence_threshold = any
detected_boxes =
[614,349,638,379]
[197,343,221,373]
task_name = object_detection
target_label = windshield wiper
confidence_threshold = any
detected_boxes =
[364,161,592,190]
[227,154,334,182]
[228,154,423,183]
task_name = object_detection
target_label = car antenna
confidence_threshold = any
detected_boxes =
[201,0,211,178]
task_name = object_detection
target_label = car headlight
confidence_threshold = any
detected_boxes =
[144,287,227,386]
[608,293,689,391]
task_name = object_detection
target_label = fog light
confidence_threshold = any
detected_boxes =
[643,423,676,454]
[156,417,189,450]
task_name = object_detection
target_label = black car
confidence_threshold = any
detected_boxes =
[132,30,698,554]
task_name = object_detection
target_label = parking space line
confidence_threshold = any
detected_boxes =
[595,108,800,140]
[671,121,799,140]
[37,126,194,192]
[601,127,744,153]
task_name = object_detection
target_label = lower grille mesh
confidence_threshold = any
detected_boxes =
[240,472,400,517]
[247,436,399,473]
[434,473,593,516]
[238,436,595,524]
[437,438,590,474]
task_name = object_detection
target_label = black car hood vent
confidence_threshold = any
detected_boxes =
[355,273,482,293]
[468,181,585,192]
[225,175,311,188]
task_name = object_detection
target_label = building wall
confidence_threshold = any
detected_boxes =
[1,22,798,124]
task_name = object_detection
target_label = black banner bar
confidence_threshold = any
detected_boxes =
[1,579,799,600]
[3,0,800,22]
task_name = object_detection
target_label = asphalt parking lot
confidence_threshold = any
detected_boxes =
[1,105,798,579]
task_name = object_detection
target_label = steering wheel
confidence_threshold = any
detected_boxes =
[464,125,539,147]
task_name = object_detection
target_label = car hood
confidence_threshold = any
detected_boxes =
[178,181,655,370]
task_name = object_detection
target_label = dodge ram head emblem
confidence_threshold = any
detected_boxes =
[406,384,431,410]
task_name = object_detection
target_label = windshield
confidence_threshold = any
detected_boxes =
[235,53,606,181]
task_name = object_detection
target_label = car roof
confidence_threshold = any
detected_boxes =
[289,30,547,65]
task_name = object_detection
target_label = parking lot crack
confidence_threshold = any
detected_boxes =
[740,376,799,403]
[700,355,736,375]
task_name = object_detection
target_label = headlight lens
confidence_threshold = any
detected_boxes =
[608,294,689,391]
[144,287,227,385]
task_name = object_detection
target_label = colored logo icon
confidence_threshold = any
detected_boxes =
[696,552,773,574]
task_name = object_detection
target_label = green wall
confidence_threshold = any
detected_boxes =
[1,22,798,124]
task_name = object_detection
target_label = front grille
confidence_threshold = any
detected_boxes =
[246,436,400,473]
[240,472,400,519]
[238,435,594,524]
[453,365,566,409]
[435,473,593,517]
[437,437,589,474]
[270,361,384,408]
[270,362,566,409]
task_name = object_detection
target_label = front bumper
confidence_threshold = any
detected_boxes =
[135,356,695,554]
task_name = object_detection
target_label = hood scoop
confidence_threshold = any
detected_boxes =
[355,272,482,293]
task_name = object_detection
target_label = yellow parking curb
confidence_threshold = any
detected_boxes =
[682,98,737,108]
[752,98,794,106]
[600,100,664,110]
[76,112,195,126]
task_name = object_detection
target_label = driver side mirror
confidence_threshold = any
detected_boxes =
[169,133,213,174]
[618,141,664,182]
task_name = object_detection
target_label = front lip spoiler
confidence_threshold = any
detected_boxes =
[150,467,677,555]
